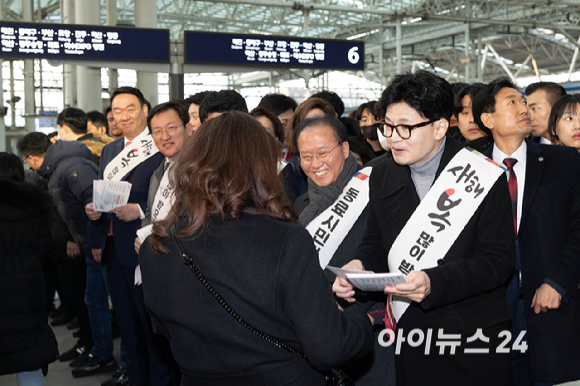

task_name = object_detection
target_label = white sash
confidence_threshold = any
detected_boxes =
[104,131,160,182]
[278,160,289,174]
[306,167,372,269]
[136,162,175,243]
[387,149,505,324]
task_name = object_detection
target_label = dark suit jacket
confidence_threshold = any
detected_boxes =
[97,137,163,267]
[354,137,516,383]
[487,140,580,383]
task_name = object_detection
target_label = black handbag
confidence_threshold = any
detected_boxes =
[170,225,355,386]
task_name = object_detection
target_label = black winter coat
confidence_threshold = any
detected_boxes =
[37,140,99,257]
[0,179,59,374]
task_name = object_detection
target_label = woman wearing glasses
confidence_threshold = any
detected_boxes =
[139,112,374,385]
[294,115,394,385]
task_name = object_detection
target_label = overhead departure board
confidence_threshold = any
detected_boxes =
[0,22,170,62]
[185,31,364,70]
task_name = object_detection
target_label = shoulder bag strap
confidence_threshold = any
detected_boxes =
[169,224,306,359]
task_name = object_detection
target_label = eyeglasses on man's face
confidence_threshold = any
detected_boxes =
[300,143,342,164]
[376,120,434,140]
[152,125,183,138]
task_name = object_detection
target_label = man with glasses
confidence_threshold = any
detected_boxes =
[333,71,516,386]
[135,101,194,252]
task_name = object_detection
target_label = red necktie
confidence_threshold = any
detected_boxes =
[503,158,518,234]
[108,141,133,236]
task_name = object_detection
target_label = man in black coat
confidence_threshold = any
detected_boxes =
[334,71,516,386]
[474,77,580,385]
[18,133,100,367]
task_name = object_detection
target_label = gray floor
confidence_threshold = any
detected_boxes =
[0,312,122,386]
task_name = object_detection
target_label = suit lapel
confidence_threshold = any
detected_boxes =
[521,140,545,229]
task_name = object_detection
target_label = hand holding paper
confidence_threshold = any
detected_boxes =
[93,180,132,213]
[384,271,431,303]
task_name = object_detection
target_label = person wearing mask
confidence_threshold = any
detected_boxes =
[139,111,374,385]
[355,101,387,158]
[18,132,100,372]
[0,152,59,385]
[454,83,493,152]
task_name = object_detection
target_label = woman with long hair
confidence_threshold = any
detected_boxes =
[140,111,373,385]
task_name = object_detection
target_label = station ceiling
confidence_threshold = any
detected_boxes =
[4,0,580,86]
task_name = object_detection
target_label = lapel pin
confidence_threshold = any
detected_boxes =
[538,157,544,162]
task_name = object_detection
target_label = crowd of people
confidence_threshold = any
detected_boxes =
[1,72,579,386]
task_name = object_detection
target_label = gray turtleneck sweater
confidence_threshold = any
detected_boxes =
[409,137,446,201]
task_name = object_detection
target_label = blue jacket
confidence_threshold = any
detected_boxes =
[37,140,99,257]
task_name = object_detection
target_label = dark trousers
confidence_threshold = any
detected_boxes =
[59,256,93,348]
[103,236,174,386]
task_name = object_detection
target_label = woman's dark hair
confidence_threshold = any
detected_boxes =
[472,77,520,137]
[287,98,336,155]
[347,135,375,165]
[250,107,285,144]
[548,94,580,144]
[295,115,348,152]
[454,83,485,117]
[0,152,25,182]
[354,101,378,121]
[379,70,454,124]
[149,111,298,253]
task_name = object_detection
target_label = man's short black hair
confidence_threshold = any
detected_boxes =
[454,83,485,117]
[258,93,298,116]
[17,132,51,158]
[451,82,469,97]
[379,70,454,124]
[104,106,112,115]
[199,90,248,123]
[57,107,87,135]
[310,90,345,117]
[110,86,147,107]
[87,110,109,135]
[147,101,190,129]
[295,115,348,151]
[185,91,213,107]
[525,82,567,106]
[472,77,520,137]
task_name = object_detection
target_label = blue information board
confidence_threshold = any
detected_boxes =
[185,31,364,70]
[0,22,170,62]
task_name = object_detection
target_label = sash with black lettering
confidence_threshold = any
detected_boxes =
[104,131,160,182]
[385,149,505,330]
[306,167,372,269]
[136,163,174,242]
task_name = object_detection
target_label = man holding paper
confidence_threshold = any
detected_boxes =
[333,71,516,386]
[85,87,172,386]
[134,101,194,254]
